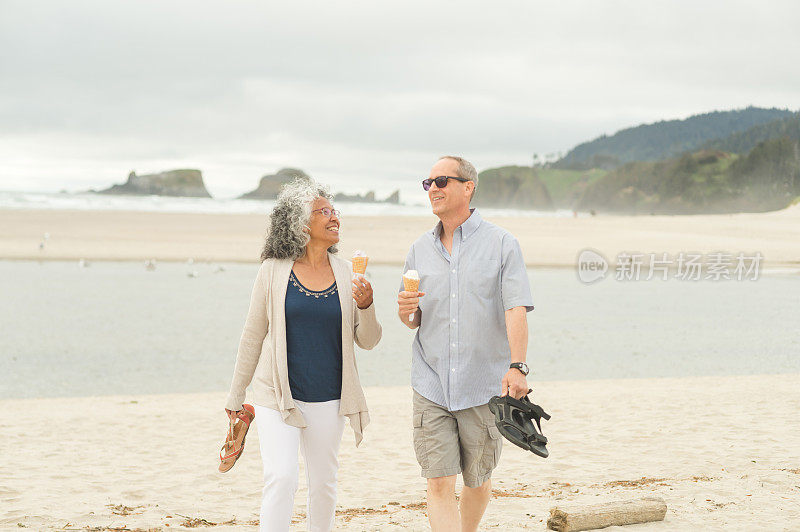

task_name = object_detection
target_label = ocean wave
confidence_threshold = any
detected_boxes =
[0,190,584,218]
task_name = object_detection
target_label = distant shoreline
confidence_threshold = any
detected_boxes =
[2,205,799,267]
[4,258,800,280]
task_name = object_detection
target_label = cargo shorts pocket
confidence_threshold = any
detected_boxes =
[480,425,503,472]
[412,412,428,469]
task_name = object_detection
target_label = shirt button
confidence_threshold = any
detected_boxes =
[451,269,456,273]
[451,343,456,347]
[451,293,456,298]
[451,368,456,372]
[452,319,456,323]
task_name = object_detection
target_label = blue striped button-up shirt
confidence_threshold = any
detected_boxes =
[399,209,534,411]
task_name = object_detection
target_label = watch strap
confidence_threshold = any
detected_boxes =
[510,362,529,376]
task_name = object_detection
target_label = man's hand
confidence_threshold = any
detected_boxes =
[501,368,529,399]
[397,290,425,328]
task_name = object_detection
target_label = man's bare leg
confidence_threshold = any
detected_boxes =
[427,475,459,531]
[459,478,492,532]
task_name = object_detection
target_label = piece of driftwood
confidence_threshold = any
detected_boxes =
[547,497,667,531]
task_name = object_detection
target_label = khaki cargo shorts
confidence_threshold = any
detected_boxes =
[412,390,502,488]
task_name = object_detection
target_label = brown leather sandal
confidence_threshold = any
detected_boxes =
[218,404,255,473]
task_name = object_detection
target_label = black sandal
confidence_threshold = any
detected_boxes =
[488,389,551,458]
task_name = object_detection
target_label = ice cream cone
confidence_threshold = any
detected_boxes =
[403,270,420,322]
[352,256,368,275]
[402,276,419,293]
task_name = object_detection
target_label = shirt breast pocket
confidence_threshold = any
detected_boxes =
[472,258,500,300]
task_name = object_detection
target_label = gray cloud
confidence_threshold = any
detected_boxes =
[1,0,798,197]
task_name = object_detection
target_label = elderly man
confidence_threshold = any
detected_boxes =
[397,156,535,531]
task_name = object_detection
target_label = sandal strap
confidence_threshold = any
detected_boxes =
[237,410,252,425]
[220,442,243,461]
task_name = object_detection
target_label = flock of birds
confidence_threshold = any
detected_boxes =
[184,258,227,277]
[38,232,227,277]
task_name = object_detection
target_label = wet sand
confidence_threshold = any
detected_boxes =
[2,204,799,267]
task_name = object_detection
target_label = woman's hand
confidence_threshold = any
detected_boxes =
[225,408,240,421]
[352,276,374,309]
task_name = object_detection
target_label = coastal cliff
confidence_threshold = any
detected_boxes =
[472,166,553,210]
[575,140,800,214]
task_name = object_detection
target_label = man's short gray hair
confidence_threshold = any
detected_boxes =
[260,177,337,261]
[439,155,478,200]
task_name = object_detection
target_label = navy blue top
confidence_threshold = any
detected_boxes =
[285,270,343,402]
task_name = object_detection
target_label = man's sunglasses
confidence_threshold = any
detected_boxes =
[422,176,470,191]
[311,207,341,218]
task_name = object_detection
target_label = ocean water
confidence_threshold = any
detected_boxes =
[0,189,583,218]
[1,260,798,400]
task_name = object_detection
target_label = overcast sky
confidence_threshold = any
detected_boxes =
[1,0,798,198]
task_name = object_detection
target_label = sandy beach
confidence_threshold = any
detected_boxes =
[2,205,799,530]
[2,205,799,267]
[1,374,798,530]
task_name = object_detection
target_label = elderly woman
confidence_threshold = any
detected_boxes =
[223,178,381,531]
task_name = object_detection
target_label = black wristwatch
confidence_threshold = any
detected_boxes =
[510,362,529,376]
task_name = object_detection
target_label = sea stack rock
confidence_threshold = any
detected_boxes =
[98,169,212,198]
[333,189,401,204]
[239,168,311,199]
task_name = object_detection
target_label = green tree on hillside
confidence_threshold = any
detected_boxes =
[556,107,793,170]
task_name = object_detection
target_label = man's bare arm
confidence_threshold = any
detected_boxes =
[505,306,528,364]
[501,306,529,398]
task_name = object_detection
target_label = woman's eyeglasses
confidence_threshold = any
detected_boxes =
[311,207,341,218]
[422,175,470,191]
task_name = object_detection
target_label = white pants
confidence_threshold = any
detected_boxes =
[254,400,346,532]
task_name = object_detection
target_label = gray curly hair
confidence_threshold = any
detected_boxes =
[260,177,338,261]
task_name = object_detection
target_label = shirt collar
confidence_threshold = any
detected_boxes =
[431,208,483,239]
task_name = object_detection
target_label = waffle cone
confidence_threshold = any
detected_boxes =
[352,256,368,275]
[403,277,420,292]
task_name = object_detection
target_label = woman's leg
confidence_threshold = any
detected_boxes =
[254,404,300,531]
[296,400,346,532]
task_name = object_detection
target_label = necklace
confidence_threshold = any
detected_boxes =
[289,270,338,298]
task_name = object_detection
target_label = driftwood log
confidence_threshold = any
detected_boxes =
[547,497,667,531]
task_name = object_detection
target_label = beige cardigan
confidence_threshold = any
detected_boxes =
[224,252,382,447]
